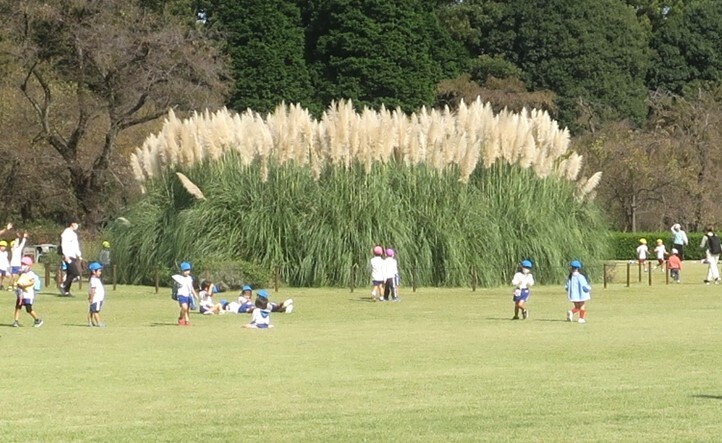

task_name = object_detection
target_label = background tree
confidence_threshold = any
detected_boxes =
[209,0,315,114]
[474,0,650,130]
[0,0,228,228]
[304,0,461,112]
[647,0,722,94]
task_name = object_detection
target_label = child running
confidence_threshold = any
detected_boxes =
[12,256,43,328]
[653,239,666,271]
[175,262,198,326]
[511,259,535,320]
[87,262,106,327]
[243,289,274,329]
[668,248,682,283]
[636,238,648,271]
[565,260,592,324]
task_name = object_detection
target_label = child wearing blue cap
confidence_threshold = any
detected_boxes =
[175,262,197,326]
[565,260,592,323]
[511,259,535,320]
[243,289,274,329]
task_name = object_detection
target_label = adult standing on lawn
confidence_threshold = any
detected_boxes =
[60,220,83,296]
[699,225,721,285]
[670,223,689,260]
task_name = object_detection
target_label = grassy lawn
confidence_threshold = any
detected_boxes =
[1,261,721,442]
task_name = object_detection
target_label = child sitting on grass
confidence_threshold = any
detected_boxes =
[243,289,274,329]
[198,280,224,315]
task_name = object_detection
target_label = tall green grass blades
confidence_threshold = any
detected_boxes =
[113,100,608,287]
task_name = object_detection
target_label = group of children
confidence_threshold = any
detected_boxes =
[509,259,592,323]
[173,261,293,328]
[636,238,683,283]
[369,246,400,302]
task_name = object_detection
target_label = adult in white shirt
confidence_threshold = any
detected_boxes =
[60,221,83,296]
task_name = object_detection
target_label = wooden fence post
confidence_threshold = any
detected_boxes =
[154,268,159,294]
[411,266,417,293]
[44,262,50,288]
[470,266,477,292]
[350,264,356,293]
[626,262,631,287]
[113,264,117,291]
[603,263,608,289]
[648,261,652,285]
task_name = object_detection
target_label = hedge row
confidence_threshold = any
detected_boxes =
[610,232,706,260]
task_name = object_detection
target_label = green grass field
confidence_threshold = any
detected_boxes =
[1,261,721,442]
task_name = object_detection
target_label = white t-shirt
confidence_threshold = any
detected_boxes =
[511,272,535,289]
[89,276,105,303]
[199,291,216,310]
[654,245,666,260]
[0,250,9,270]
[225,301,241,313]
[18,271,38,302]
[250,308,271,327]
[10,238,26,267]
[176,275,194,297]
[61,227,82,260]
[384,257,399,279]
[370,256,385,281]
[636,245,648,260]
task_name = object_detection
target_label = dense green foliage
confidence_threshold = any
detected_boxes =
[106,154,609,288]
[610,231,707,260]
[212,0,315,114]
[648,0,722,93]
[300,0,458,113]
[475,0,650,128]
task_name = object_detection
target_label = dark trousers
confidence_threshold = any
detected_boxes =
[62,258,80,294]
[673,243,685,260]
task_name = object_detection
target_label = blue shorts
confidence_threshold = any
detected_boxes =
[177,295,192,306]
[0,269,6,276]
[11,266,21,275]
[16,298,32,308]
[238,302,254,313]
[89,301,103,313]
[513,288,530,303]
[372,280,384,286]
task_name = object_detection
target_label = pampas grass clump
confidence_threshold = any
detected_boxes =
[113,99,608,287]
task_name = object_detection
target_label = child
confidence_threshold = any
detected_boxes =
[198,280,224,315]
[565,260,592,324]
[250,286,293,313]
[12,256,43,328]
[383,248,400,302]
[175,262,198,326]
[511,259,535,320]
[636,238,648,270]
[0,240,9,290]
[699,225,721,284]
[87,262,106,327]
[668,248,682,283]
[369,245,385,302]
[9,232,28,289]
[653,239,666,271]
[243,289,274,329]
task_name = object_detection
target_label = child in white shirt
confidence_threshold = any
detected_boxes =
[87,262,106,327]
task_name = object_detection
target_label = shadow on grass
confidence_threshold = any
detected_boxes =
[150,322,181,327]
[692,394,722,400]
[534,319,571,323]
[348,297,378,303]
[64,323,93,328]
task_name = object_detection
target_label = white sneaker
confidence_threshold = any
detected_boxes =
[566,311,573,322]
[578,318,586,324]
[284,303,294,314]
[283,298,293,307]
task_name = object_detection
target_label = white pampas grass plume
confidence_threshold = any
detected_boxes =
[176,172,206,200]
[577,171,603,201]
